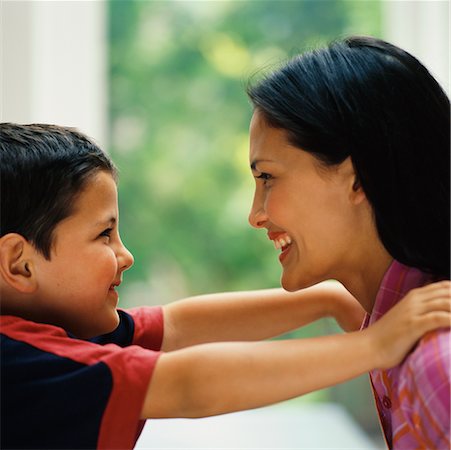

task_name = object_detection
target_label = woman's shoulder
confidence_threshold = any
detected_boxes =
[398,328,450,393]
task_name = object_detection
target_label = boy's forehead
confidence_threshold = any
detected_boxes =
[69,172,119,221]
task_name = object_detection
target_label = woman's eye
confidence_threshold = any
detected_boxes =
[256,173,273,183]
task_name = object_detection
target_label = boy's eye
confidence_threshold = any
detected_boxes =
[99,228,112,239]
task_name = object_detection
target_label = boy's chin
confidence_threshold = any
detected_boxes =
[73,310,120,339]
[97,310,121,336]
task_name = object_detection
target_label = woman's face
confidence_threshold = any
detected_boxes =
[248,110,369,291]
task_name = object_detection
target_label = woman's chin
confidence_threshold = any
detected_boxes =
[280,274,303,292]
[281,270,324,292]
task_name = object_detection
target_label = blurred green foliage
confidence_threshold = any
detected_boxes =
[109,0,383,441]
[109,0,381,307]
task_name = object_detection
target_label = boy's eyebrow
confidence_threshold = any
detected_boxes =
[95,217,117,227]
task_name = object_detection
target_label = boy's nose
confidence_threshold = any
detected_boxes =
[118,243,134,271]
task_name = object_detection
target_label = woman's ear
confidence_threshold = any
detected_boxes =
[350,176,367,205]
[0,234,38,293]
[339,157,366,205]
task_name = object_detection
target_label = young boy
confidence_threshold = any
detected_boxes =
[1,123,450,450]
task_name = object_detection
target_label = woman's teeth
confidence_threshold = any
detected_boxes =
[274,234,292,250]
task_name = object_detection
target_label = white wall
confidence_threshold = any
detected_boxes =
[382,0,449,94]
[0,0,107,146]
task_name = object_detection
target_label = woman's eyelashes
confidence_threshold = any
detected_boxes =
[256,172,273,184]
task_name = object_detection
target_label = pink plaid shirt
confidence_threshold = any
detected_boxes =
[362,260,450,450]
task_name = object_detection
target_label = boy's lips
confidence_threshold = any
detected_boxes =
[109,280,121,290]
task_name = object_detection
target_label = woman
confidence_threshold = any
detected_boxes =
[246,36,450,449]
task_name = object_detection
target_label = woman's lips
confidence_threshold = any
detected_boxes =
[268,231,293,263]
[279,243,292,263]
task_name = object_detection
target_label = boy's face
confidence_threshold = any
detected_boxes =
[32,170,134,338]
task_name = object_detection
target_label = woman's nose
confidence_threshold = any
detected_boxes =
[248,195,268,229]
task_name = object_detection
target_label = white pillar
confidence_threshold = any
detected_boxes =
[382,0,449,94]
[0,0,107,146]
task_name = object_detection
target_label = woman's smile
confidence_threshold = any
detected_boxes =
[267,231,294,263]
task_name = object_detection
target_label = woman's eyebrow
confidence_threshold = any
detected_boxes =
[250,159,273,170]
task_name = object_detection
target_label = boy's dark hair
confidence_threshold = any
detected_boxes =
[247,36,450,279]
[0,123,117,259]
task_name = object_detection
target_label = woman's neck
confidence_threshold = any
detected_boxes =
[340,246,393,314]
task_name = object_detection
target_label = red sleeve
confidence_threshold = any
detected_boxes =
[126,306,164,351]
[97,344,161,449]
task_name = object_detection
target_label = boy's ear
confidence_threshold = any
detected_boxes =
[0,233,38,293]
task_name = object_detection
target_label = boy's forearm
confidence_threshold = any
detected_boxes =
[161,283,345,351]
[145,330,375,419]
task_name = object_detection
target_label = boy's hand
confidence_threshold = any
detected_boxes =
[366,280,451,370]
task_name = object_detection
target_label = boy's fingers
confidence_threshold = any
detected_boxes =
[420,311,451,329]
[421,298,451,312]
[412,280,451,296]
[432,280,451,289]
[413,285,451,303]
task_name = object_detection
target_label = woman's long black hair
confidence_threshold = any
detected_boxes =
[247,36,450,278]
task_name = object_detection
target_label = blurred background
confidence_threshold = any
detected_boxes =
[1,1,449,448]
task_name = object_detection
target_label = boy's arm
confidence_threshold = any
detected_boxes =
[144,281,450,419]
[161,281,364,351]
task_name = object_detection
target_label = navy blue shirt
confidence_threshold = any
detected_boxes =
[1,307,163,449]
